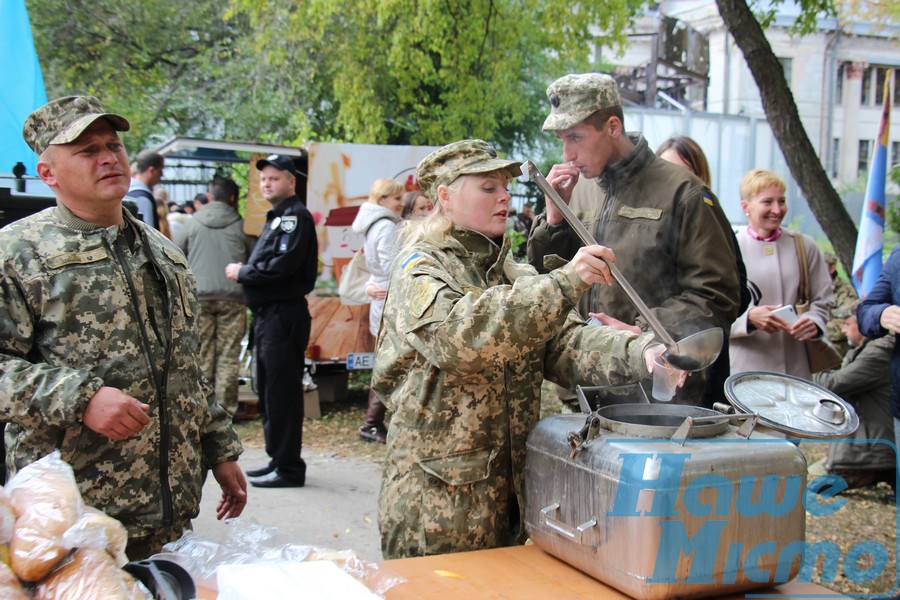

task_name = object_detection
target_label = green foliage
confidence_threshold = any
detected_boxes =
[751,0,836,34]
[507,228,527,259]
[29,0,650,156]
[26,0,323,152]
[836,0,900,29]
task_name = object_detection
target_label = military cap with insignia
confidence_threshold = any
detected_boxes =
[542,73,622,132]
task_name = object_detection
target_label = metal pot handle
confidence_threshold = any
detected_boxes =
[566,415,602,458]
[671,412,760,444]
[540,503,599,548]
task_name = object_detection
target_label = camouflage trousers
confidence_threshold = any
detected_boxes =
[125,519,192,561]
[198,300,247,418]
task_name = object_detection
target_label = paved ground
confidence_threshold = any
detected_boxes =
[192,446,386,562]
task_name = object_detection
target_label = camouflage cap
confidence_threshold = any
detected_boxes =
[824,252,837,266]
[23,96,130,156]
[542,73,621,132]
[833,299,859,319]
[416,140,521,201]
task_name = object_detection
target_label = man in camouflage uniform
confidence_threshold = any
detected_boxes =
[0,96,246,558]
[373,139,663,559]
[176,176,255,418]
[528,73,740,405]
[824,253,858,357]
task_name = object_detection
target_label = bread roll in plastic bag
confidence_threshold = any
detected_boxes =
[63,506,129,567]
[6,452,83,582]
[0,561,28,600]
[0,488,15,567]
[35,547,150,600]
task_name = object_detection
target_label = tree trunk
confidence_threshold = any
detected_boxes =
[715,0,858,274]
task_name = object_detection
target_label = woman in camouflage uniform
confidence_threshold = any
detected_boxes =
[373,140,666,558]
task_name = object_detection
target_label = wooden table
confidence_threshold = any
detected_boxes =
[308,295,374,361]
[378,545,847,599]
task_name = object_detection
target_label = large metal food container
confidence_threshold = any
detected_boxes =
[524,384,810,600]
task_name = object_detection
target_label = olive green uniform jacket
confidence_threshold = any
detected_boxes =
[0,203,243,538]
[813,334,895,473]
[373,227,655,559]
[527,135,740,341]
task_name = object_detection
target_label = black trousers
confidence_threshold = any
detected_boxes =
[253,300,310,482]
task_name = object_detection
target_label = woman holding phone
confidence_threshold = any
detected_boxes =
[728,169,834,379]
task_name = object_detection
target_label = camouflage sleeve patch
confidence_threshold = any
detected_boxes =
[409,278,445,319]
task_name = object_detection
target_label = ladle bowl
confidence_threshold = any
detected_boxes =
[663,327,723,372]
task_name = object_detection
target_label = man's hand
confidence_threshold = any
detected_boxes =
[225,262,243,282]
[82,386,150,441]
[571,245,615,286]
[880,305,900,334]
[544,163,581,225]
[211,461,248,520]
[588,311,641,334]
[643,343,689,387]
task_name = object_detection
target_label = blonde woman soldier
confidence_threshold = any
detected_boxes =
[373,139,674,559]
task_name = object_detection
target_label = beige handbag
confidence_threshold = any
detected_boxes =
[793,234,842,372]
[338,250,372,306]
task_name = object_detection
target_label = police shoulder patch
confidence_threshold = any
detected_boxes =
[280,216,298,233]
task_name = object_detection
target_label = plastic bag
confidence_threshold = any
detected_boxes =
[62,507,129,567]
[5,451,83,582]
[0,486,16,566]
[159,517,404,598]
[33,547,149,600]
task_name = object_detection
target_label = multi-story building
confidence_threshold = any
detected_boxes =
[602,0,898,231]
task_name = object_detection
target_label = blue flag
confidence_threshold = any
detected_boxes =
[851,72,891,299]
[0,0,48,178]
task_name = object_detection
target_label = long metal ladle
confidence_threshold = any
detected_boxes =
[522,160,722,371]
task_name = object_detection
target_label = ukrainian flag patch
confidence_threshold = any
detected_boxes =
[402,252,423,272]
[702,192,715,206]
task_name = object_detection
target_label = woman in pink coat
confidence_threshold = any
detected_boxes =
[729,169,834,379]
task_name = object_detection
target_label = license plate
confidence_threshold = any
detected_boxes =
[347,352,375,370]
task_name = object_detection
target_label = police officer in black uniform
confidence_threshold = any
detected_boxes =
[226,154,317,488]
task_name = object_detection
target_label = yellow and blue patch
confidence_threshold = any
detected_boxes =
[402,252,423,272]
[702,192,715,207]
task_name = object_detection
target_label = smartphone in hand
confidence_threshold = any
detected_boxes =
[771,304,799,325]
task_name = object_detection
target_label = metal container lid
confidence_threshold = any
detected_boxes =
[724,371,859,438]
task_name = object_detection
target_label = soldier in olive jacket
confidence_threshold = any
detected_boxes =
[374,140,667,559]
